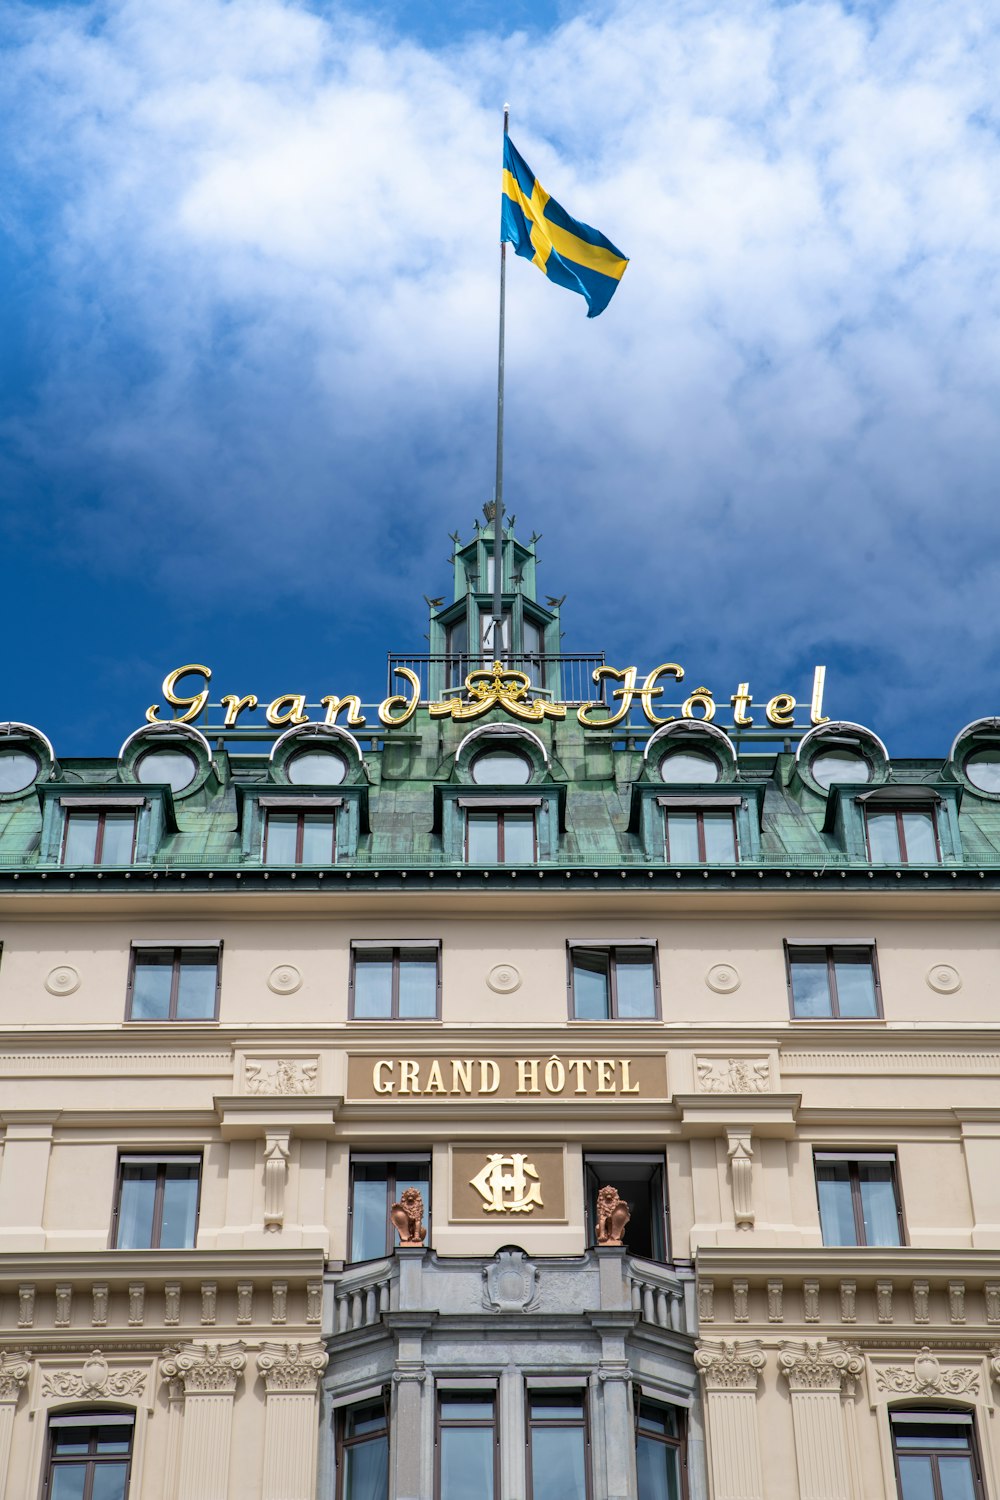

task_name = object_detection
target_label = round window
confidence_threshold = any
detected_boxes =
[287,748,348,786]
[136,747,198,792]
[659,749,719,784]
[810,749,871,789]
[965,747,1000,793]
[0,748,39,794]
[471,749,532,785]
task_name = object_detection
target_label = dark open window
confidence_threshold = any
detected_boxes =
[786,944,880,1019]
[891,1410,985,1500]
[664,809,737,864]
[336,1395,389,1500]
[349,1156,430,1263]
[636,1397,686,1500]
[127,946,221,1021]
[44,1412,134,1500]
[569,944,659,1020]
[585,1155,669,1262]
[112,1155,201,1249]
[263,810,337,864]
[62,810,137,866]
[466,808,536,863]
[866,807,940,864]
[436,1391,498,1500]
[815,1152,903,1246]
[350,944,440,1019]
[526,1391,591,1500]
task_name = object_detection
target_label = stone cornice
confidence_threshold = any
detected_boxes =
[0,1249,325,1284]
[697,1248,1000,1280]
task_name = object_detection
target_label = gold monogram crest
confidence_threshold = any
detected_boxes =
[428,661,567,722]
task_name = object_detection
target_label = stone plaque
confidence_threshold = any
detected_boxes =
[452,1146,566,1222]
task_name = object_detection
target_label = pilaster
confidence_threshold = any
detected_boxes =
[160,1341,247,1500]
[257,1341,328,1500]
[0,1115,56,1250]
[694,1339,766,1500]
[0,1351,30,1500]
[777,1340,863,1500]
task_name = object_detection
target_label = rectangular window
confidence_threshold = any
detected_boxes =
[527,1391,590,1500]
[786,944,880,1019]
[584,1155,669,1262]
[569,945,659,1020]
[866,808,940,864]
[892,1412,985,1500]
[437,1392,498,1500]
[113,1155,201,1249]
[466,809,536,863]
[349,1157,430,1263]
[127,946,221,1021]
[62,810,137,866]
[664,809,737,864]
[336,1397,389,1500]
[45,1412,134,1500]
[814,1152,903,1247]
[636,1398,685,1500]
[350,944,440,1020]
[263,810,336,865]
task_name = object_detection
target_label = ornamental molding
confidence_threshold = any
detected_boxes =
[245,1059,317,1095]
[695,1339,766,1391]
[868,1348,986,1405]
[782,1051,1000,1076]
[778,1340,864,1395]
[256,1341,327,1393]
[429,661,566,722]
[40,1350,148,1401]
[482,1248,540,1313]
[160,1341,247,1394]
[0,1052,230,1075]
[698,1057,770,1093]
[0,1350,31,1403]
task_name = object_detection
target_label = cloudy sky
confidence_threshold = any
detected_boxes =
[2,0,999,754]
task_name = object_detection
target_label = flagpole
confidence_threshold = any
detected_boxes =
[492,103,509,656]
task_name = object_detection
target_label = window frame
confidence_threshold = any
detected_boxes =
[111,1153,202,1250]
[566,942,661,1021]
[435,1387,500,1500]
[44,1411,135,1500]
[784,941,882,1020]
[813,1150,906,1247]
[262,807,338,865]
[865,805,941,865]
[525,1387,592,1500]
[335,1392,390,1500]
[61,808,138,866]
[349,942,442,1021]
[634,1392,688,1500]
[347,1155,432,1264]
[583,1153,670,1263]
[890,1409,986,1500]
[125,944,222,1022]
[464,807,537,863]
[663,807,738,864]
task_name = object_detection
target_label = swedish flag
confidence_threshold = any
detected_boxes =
[501,135,629,318]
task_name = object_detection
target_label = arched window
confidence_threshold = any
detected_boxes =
[44,1410,134,1500]
[890,1408,985,1499]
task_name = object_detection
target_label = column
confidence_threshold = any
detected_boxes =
[694,1340,766,1500]
[160,1343,247,1500]
[257,1342,328,1500]
[0,1352,30,1500]
[778,1342,863,1500]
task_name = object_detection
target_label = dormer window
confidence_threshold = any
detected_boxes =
[286,748,348,786]
[119,722,212,798]
[965,748,1000,793]
[263,807,338,865]
[0,722,54,799]
[471,748,532,785]
[0,747,39,794]
[810,748,871,789]
[866,806,939,864]
[467,806,536,863]
[659,748,720,784]
[63,808,137,866]
[135,747,197,792]
[797,722,887,795]
[663,805,737,863]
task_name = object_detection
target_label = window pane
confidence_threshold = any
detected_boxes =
[530,1426,587,1500]
[63,813,98,864]
[91,1463,130,1500]
[471,750,531,785]
[789,952,833,1018]
[351,1170,388,1261]
[614,950,657,1018]
[665,812,699,863]
[345,1402,387,1441]
[833,951,878,1018]
[858,1162,900,1246]
[572,950,611,1020]
[136,748,197,791]
[896,1457,936,1500]
[659,750,719,784]
[287,749,347,786]
[300,813,336,863]
[936,1457,977,1500]
[0,748,38,792]
[966,747,1000,793]
[810,749,871,788]
[100,814,135,865]
[867,811,900,861]
[816,1162,858,1245]
[159,1166,199,1249]
[175,951,218,1020]
[441,1396,494,1420]
[94,1428,132,1453]
[353,951,394,1019]
[131,952,174,1020]
[467,812,499,862]
[50,1468,88,1500]
[503,812,535,863]
[902,811,938,863]
[343,1435,389,1500]
[636,1434,681,1500]
[440,1428,495,1500]
[638,1402,681,1440]
[264,814,298,865]
[702,812,736,862]
[117,1164,157,1248]
[398,951,438,1018]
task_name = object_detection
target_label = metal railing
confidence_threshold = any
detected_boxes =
[387,653,607,707]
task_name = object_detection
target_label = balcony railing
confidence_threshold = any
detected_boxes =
[387,652,607,707]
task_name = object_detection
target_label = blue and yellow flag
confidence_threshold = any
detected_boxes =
[501,135,628,318]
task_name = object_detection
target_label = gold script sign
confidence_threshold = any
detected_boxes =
[452,1146,566,1222]
[347,1054,666,1100]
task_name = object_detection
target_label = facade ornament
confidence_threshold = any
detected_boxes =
[201,1282,217,1326]
[698,1280,715,1323]
[42,1351,147,1401]
[54,1285,72,1327]
[263,1131,291,1232]
[128,1284,145,1326]
[767,1280,784,1323]
[92,1284,109,1328]
[874,1349,980,1398]
[17,1286,34,1330]
[390,1187,426,1247]
[732,1279,750,1323]
[778,1341,864,1396]
[986,1283,1000,1324]
[256,1341,327,1394]
[306,1283,323,1324]
[160,1342,247,1395]
[727,1130,754,1228]
[271,1282,288,1325]
[164,1284,181,1326]
[876,1280,893,1324]
[697,1058,769,1094]
[912,1280,930,1324]
[429,660,566,722]
[803,1280,820,1323]
[245,1059,317,1095]
[949,1281,967,1323]
[470,1153,543,1214]
[695,1339,766,1391]
[237,1284,254,1325]
[839,1280,856,1323]
[0,1351,31,1403]
[595,1185,631,1246]
[482,1248,540,1313]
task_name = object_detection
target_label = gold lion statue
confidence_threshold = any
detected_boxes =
[595,1184,630,1247]
[390,1186,426,1247]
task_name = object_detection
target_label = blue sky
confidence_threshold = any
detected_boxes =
[2,0,999,755]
